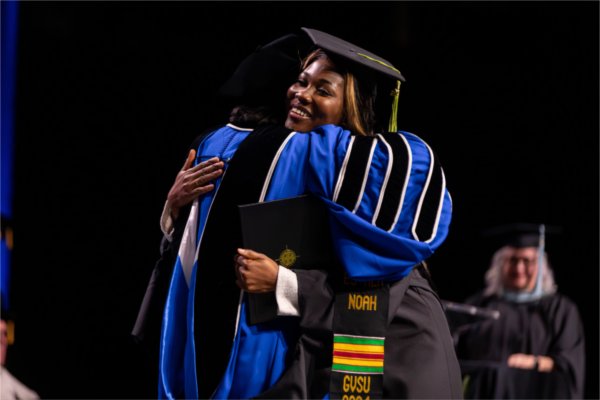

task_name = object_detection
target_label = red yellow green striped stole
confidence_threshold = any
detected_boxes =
[333,334,385,374]
[329,275,390,399]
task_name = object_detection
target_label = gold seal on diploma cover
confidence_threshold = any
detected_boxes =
[277,246,298,268]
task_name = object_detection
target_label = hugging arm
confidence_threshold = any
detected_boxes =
[161,150,224,239]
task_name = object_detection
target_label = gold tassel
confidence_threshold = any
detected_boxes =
[387,80,401,133]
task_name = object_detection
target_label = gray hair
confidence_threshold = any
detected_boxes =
[483,245,557,297]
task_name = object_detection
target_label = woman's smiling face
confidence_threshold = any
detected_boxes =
[501,246,539,292]
[284,55,345,132]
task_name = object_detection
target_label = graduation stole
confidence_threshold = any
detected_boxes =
[329,275,389,400]
[329,270,415,400]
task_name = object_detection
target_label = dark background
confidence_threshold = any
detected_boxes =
[4,2,598,398]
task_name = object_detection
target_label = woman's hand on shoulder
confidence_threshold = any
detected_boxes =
[166,149,224,220]
[234,248,279,293]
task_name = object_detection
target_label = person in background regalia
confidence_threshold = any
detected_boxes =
[453,223,585,399]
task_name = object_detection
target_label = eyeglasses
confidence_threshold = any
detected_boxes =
[506,256,538,268]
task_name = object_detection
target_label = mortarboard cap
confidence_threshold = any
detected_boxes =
[301,28,405,83]
[482,223,562,250]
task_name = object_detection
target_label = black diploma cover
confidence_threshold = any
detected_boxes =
[238,194,336,325]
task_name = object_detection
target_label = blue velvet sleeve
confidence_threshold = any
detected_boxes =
[286,125,453,281]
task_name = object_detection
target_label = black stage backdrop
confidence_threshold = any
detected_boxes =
[6,2,598,398]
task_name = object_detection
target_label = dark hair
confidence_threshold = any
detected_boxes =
[228,105,282,128]
[302,49,377,136]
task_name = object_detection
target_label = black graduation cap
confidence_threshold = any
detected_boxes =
[300,28,406,83]
[482,223,562,250]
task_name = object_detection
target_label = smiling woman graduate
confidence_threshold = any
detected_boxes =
[234,29,461,399]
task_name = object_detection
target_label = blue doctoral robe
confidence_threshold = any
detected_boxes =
[159,123,452,399]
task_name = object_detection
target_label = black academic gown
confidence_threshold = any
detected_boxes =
[454,292,585,399]
[259,266,463,399]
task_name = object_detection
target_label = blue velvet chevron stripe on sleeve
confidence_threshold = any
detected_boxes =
[288,125,452,281]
